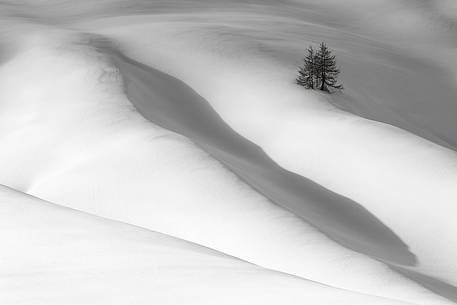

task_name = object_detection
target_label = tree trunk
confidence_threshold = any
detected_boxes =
[320,57,326,91]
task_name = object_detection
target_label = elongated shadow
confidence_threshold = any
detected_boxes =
[392,266,457,303]
[87,36,416,266]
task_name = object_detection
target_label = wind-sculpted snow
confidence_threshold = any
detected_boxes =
[3,185,421,305]
[73,5,457,297]
[89,34,457,302]
[91,36,415,266]
[0,34,451,305]
[0,0,456,304]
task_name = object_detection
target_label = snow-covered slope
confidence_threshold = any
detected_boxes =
[0,34,450,305]
[3,184,421,305]
[71,2,457,293]
[0,0,456,304]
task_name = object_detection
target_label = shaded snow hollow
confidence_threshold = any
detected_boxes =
[0,1,457,304]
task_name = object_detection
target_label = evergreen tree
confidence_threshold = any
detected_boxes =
[315,42,342,91]
[296,46,316,89]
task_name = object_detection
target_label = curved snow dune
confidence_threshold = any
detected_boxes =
[91,36,415,266]
[88,36,457,303]
[0,35,451,305]
[3,0,457,148]
[2,185,415,305]
[79,10,457,292]
[3,2,457,290]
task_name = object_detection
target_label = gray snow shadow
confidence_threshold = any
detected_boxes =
[392,266,457,303]
[87,37,417,267]
[90,38,457,303]
[332,42,457,152]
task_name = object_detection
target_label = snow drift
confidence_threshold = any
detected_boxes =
[0,0,456,304]
[73,2,457,296]
[3,184,420,305]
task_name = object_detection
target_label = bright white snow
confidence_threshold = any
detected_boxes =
[2,185,419,305]
[0,1,456,304]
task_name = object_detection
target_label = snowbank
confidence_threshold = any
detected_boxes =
[78,6,457,292]
[0,33,450,304]
[2,185,416,305]
[0,0,456,303]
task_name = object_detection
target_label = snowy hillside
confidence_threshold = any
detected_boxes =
[0,1,456,304]
[4,185,422,305]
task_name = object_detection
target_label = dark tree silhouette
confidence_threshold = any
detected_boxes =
[296,46,316,89]
[296,42,342,92]
[315,42,342,91]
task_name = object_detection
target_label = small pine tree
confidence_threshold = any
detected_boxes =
[315,42,342,91]
[296,46,316,89]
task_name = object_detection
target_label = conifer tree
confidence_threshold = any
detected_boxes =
[296,46,316,89]
[315,42,342,91]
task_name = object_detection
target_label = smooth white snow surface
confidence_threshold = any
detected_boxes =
[0,1,456,304]
[0,35,448,305]
[2,185,419,305]
[78,4,457,288]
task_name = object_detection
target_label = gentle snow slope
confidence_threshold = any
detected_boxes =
[94,36,414,266]
[76,4,457,293]
[0,34,450,305]
[0,0,456,303]
[2,184,417,305]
